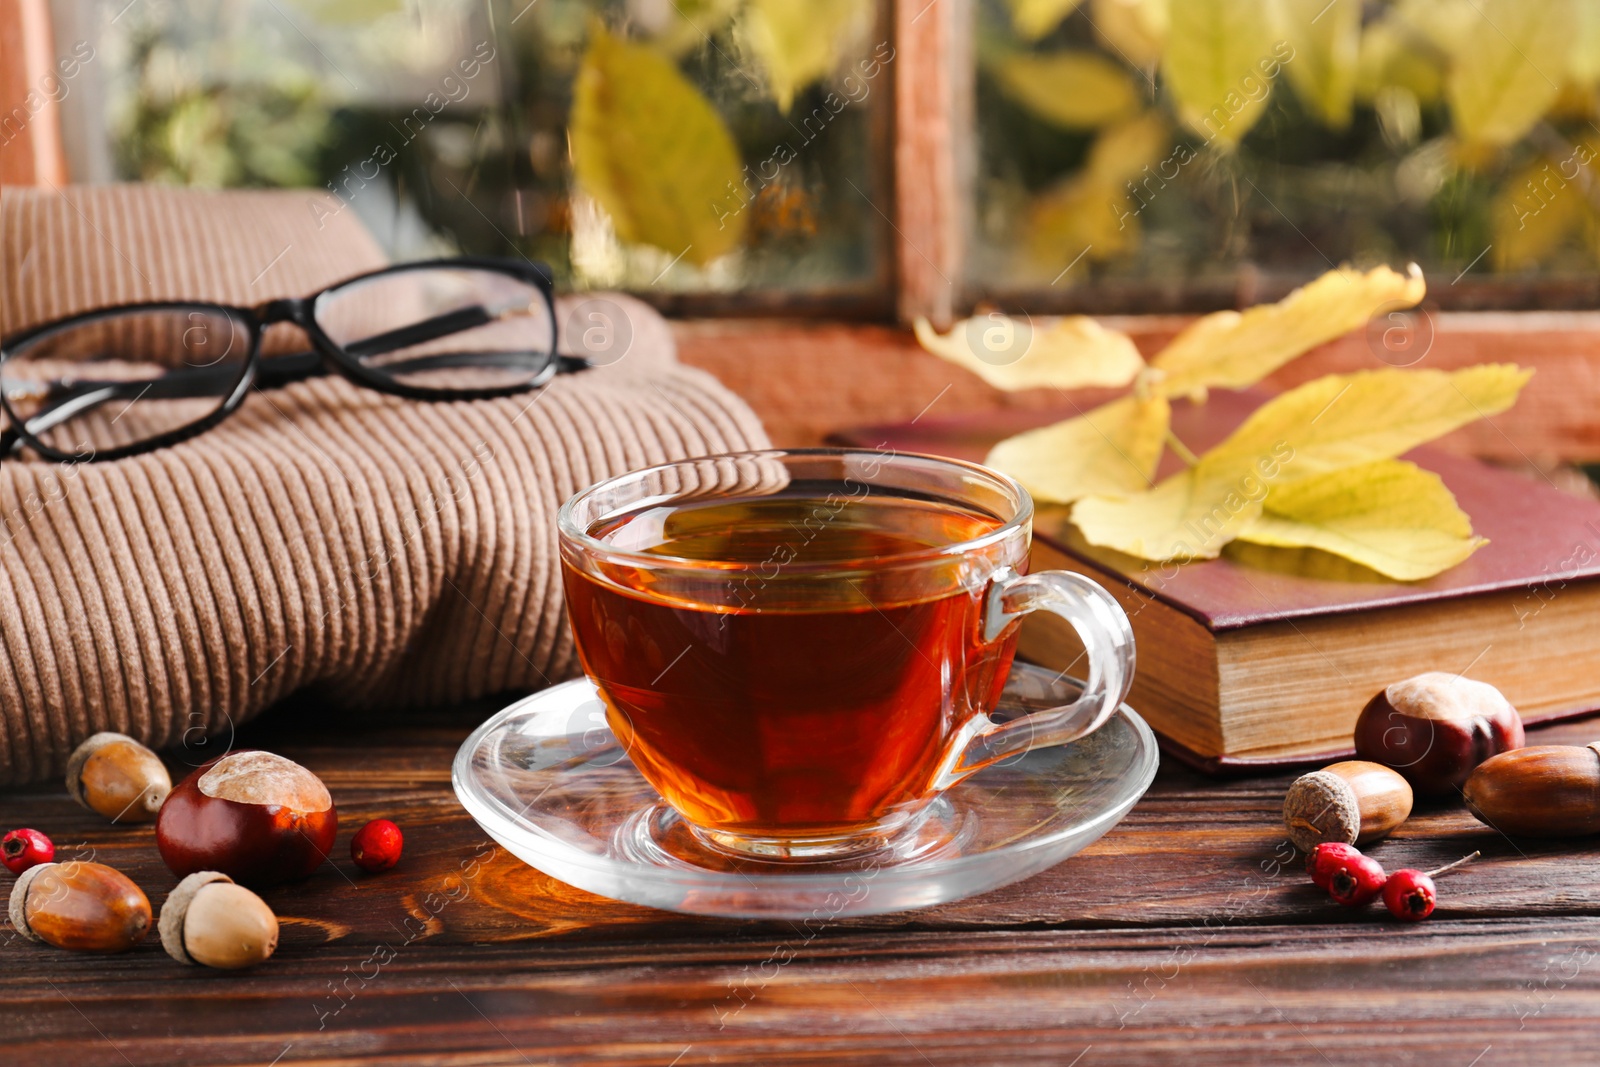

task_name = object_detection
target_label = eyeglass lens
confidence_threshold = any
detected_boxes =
[313,266,555,393]
[0,306,253,457]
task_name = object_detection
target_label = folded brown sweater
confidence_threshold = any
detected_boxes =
[0,185,769,784]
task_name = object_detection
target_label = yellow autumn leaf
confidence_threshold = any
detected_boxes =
[988,51,1143,130]
[914,315,1145,391]
[1162,0,1282,144]
[1355,17,1446,105]
[1391,0,1478,56]
[743,0,870,113]
[1446,0,1576,148]
[1027,175,1142,266]
[1072,364,1531,561]
[1280,0,1361,129]
[1084,111,1173,184]
[1573,2,1600,85]
[1492,156,1590,271]
[1071,462,1277,560]
[1008,0,1085,40]
[570,28,746,265]
[1236,460,1485,580]
[1151,265,1426,396]
[1091,0,1168,70]
[987,395,1171,504]
[1208,364,1532,481]
[1025,112,1171,268]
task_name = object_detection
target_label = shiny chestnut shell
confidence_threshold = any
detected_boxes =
[1353,672,1524,795]
[156,750,337,887]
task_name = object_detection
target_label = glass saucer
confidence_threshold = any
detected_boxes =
[452,663,1159,919]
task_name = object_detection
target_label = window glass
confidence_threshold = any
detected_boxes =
[80,0,891,302]
[969,0,1600,311]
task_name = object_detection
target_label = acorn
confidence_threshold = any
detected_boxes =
[1463,743,1600,837]
[67,732,172,823]
[8,861,151,952]
[1353,673,1524,795]
[1283,760,1414,853]
[159,871,279,970]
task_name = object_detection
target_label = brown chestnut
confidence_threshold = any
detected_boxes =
[156,750,337,887]
[1353,672,1524,795]
[8,861,151,953]
[1283,760,1413,852]
[1463,743,1600,837]
[66,732,172,823]
[159,871,279,970]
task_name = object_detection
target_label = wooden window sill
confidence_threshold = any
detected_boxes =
[674,312,1600,466]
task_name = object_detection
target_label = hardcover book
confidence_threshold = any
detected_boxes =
[831,393,1600,772]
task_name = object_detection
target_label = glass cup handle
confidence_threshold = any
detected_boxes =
[943,566,1136,783]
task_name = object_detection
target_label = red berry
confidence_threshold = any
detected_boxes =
[350,819,403,873]
[2,828,55,874]
[1383,869,1437,921]
[1328,853,1387,907]
[1306,843,1363,890]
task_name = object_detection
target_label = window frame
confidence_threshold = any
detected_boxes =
[0,0,70,187]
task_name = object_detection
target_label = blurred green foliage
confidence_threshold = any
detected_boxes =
[113,26,332,187]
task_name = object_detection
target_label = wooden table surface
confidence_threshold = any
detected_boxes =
[5,694,1600,1066]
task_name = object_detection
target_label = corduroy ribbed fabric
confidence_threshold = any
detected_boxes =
[0,185,769,784]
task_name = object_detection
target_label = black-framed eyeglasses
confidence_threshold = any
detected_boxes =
[0,256,582,464]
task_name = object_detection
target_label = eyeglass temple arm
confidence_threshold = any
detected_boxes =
[340,306,582,369]
[5,370,243,443]
[259,349,584,389]
[341,306,494,358]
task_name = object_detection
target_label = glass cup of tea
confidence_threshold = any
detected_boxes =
[557,449,1135,861]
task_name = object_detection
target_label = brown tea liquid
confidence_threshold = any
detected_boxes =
[563,491,1017,843]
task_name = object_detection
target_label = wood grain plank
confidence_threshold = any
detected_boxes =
[4,699,1600,1063]
[9,918,1600,1065]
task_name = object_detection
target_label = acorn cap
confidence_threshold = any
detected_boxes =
[158,870,234,965]
[65,732,134,809]
[7,861,51,942]
[1283,770,1361,852]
